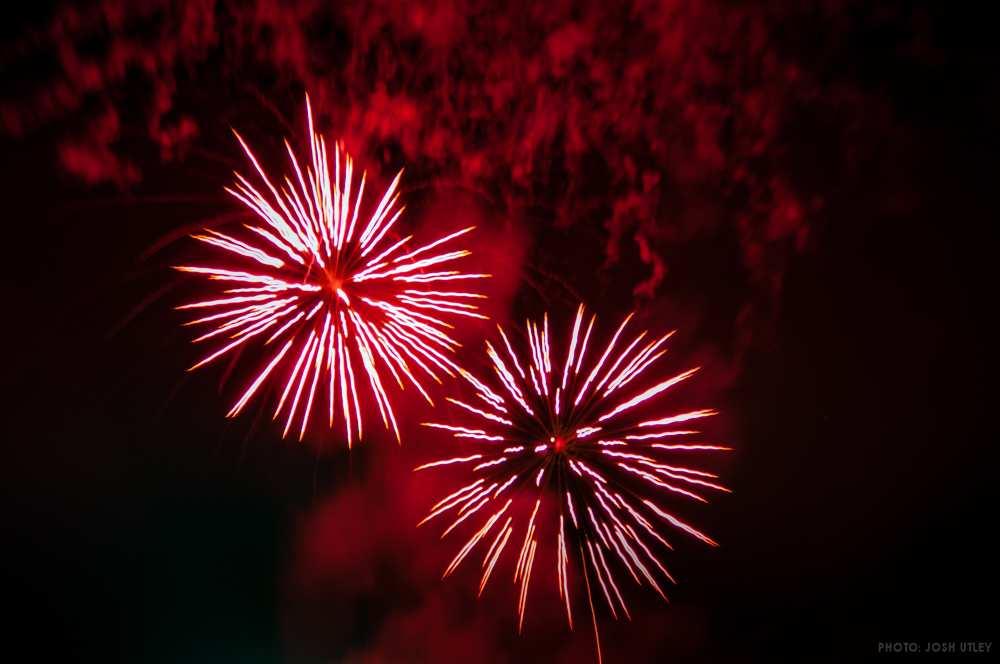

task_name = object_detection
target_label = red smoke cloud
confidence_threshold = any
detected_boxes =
[0,0,916,318]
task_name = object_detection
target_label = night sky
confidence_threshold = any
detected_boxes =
[1,1,994,662]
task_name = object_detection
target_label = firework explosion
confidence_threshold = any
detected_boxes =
[176,97,488,445]
[416,305,730,659]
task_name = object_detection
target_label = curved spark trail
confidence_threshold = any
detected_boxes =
[416,305,730,660]
[176,96,488,445]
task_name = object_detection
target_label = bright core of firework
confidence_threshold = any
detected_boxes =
[175,96,488,445]
[416,305,730,660]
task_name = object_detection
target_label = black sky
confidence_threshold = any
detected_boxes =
[1,1,995,661]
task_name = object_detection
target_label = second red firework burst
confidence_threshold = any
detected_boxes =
[416,305,731,660]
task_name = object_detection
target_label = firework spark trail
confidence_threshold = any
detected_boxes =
[416,305,730,659]
[176,96,488,444]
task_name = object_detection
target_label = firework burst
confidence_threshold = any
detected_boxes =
[175,96,488,445]
[416,305,730,660]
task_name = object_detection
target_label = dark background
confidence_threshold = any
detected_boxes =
[1,1,994,661]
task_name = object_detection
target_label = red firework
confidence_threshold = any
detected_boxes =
[176,96,488,445]
[416,305,730,660]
